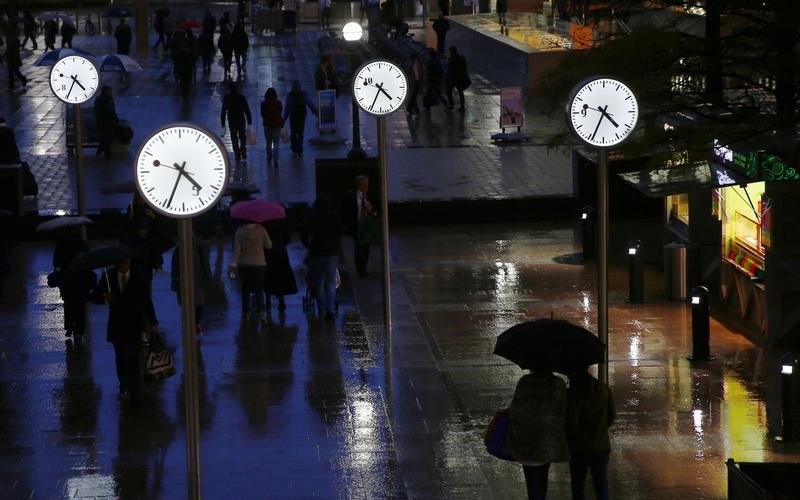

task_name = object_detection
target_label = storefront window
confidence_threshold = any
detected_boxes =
[720,182,766,279]
[666,193,690,225]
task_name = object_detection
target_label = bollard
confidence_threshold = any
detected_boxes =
[778,354,799,442]
[687,286,714,361]
[627,239,645,303]
[580,205,595,261]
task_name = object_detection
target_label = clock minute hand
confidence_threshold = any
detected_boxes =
[599,105,619,127]
[174,162,203,191]
[369,87,380,111]
[167,170,183,208]
[70,75,87,91]
[375,82,392,100]
[65,77,77,99]
[590,113,605,141]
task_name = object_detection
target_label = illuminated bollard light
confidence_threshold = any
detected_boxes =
[580,205,595,261]
[626,239,645,303]
[778,353,799,442]
[687,286,714,362]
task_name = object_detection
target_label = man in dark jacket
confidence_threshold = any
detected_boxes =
[114,18,133,55]
[445,46,471,111]
[217,28,234,79]
[60,21,76,48]
[4,31,28,90]
[95,258,155,407]
[232,23,249,74]
[94,86,119,159]
[566,369,615,500]
[221,81,253,161]
[21,9,38,49]
[342,175,374,276]
[282,80,317,158]
[302,195,342,320]
[0,117,21,163]
[53,230,92,338]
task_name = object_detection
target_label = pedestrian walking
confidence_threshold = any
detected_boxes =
[218,27,234,79]
[93,85,119,159]
[505,367,569,499]
[173,43,195,99]
[432,15,449,55]
[263,218,298,313]
[343,175,374,277]
[220,81,253,161]
[60,20,76,48]
[171,234,210,335]
[302,195,342,321]
[120,216,164,329]
[230,221,273,322]
[203,10,217,35]
[496,0,508,29]
[153,10,167,50]
[114,18,133,55]
[232,23,249,74]
[405,51,422,115]
[445,46,471,111]
[260,87,284,168]
[4,31,27,90]
[314,55,338,94]
[219,11,234,35]
[94,257,157,408]
[423,51,448,111]
[21,9,38,50]
[319,0,332,30]
[163,12,175,50]
[282,80,317,158]
[53,230,92,338]
[44,19,58,51]
[197,29,215,72]
[566,368,615,500]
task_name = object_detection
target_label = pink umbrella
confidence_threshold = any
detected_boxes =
[230,199,286,223]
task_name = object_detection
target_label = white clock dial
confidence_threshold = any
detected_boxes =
[49,55,100,104]
[567,77,639,148]
[352,60,408,115]
[134,124,229,218]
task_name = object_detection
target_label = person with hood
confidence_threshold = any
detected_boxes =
[301,195,342,321]
[445,46,471,111]
[566,368,615,500]
[260,87,284,168]
[232,23,249,74]
[282,81,317,158]
[220,81,253,161]
[504,366,569,499]
[230,220,273,321]
[114,18,133,55]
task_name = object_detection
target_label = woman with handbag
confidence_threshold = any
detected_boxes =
[504,366,569,499]
[260,87,284,168]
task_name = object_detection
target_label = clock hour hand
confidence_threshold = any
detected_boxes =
[375,82,392,101]
[174,163,203,191]
[70,75,86,91]
[598,105,619,128]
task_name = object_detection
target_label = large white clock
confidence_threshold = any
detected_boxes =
[352,60,408,115]
[49,55,100,104]
[134,124,229,218]
[567,77,639,148]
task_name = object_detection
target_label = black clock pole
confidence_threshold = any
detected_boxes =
[378,115,391,328]
[598,148,609,385]
[74,103,87,240]
[177,218,202,499]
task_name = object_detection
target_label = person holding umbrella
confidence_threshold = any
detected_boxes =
[60,19,76,48]
[566,367,615,500]
[114,18,132,55]
[52,227,92,338]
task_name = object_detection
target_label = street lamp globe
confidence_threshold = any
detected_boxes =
[343,22,363,41]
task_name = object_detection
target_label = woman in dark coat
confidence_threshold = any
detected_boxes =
[263,218,297,312]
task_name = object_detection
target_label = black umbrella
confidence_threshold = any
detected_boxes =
[66,245,139,274]
[493,319,605,373]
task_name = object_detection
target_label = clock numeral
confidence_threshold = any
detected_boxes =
[192,186,201,197]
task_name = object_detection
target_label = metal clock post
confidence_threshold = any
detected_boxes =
[134,124,230,500]
[566,77,639,384]
[351,60,408,327]
[49,55,99,240]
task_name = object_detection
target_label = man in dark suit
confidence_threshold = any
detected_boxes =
[343,175,373,277]
[95,258,156,407]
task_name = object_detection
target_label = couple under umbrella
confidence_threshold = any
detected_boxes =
[493,319,614,500]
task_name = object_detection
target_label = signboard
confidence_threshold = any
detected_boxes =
[712,138,800,181]
[318,89,337,131]
[500,87,523,128]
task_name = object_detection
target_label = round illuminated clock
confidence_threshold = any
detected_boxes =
[134,124,229,218]
[49,55,100,104]
[352,60,408,116]
[567,77,639,148]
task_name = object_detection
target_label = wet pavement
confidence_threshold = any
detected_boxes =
[3,10,800,500]
[2,222,800,498]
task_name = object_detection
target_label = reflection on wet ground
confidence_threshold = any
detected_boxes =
[1,222,799,498]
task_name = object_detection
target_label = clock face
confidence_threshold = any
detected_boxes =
[49,55,100,104]
[567,77,639,148]
[352,60,408,115]
[134,124,229,218]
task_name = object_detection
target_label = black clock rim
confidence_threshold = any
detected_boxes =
[565,75,639,149]
[133,122,231,219]
[48,54,100,105]
[350,59,409,116]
